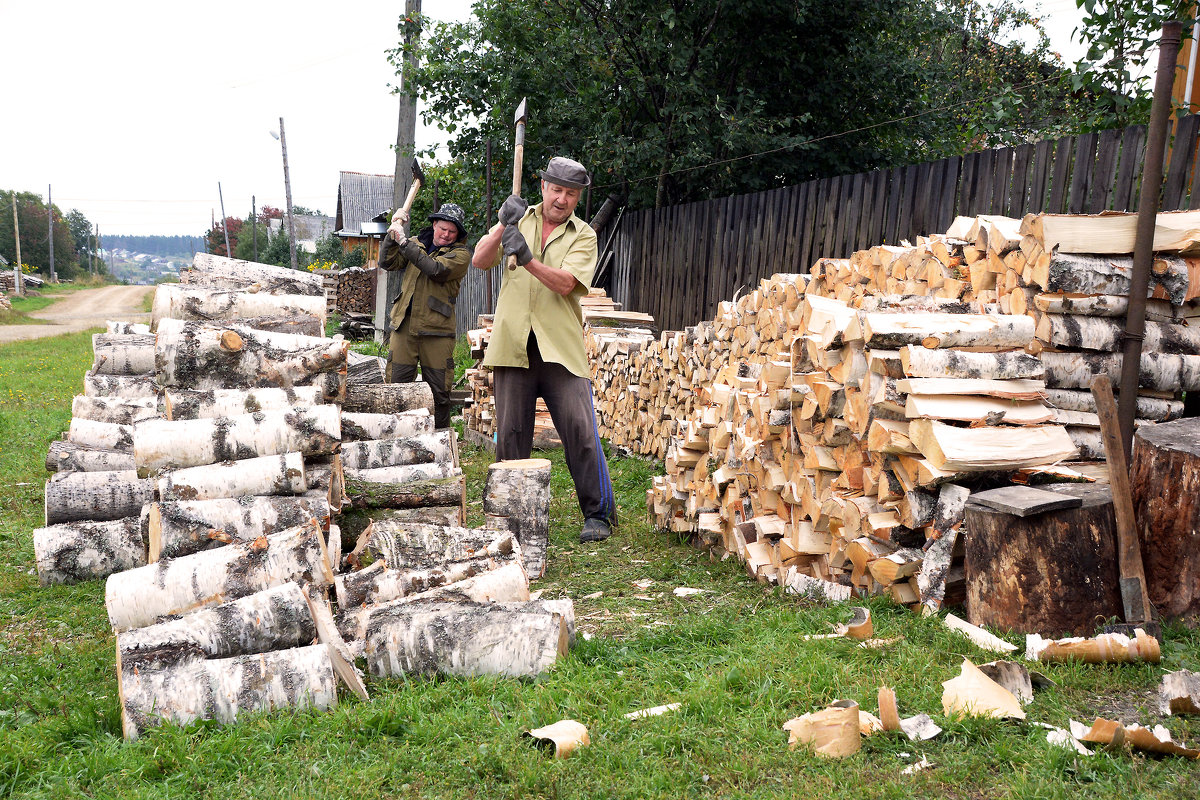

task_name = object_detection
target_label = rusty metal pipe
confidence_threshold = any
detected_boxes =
[1119,20,1184,461]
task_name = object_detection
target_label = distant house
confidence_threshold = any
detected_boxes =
[334,171,394,268]
[268,214,337,254]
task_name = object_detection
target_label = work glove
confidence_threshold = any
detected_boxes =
[502,224,533,266]
[387,208,410,241]
[498,194,527,226]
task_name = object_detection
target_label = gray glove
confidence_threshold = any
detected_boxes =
[502,224,533,266]
[498,194,527,226]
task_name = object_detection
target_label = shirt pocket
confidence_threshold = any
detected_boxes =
[427,295,454,319]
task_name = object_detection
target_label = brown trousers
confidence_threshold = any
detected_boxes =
[387,318,455,429]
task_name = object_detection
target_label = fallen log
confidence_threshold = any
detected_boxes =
[342,382,435,415]
[340,410,434,441]
[182,252,326,296]
[334,551,517,610]
[370,505,463,528]
[155,318,346,401]
[33,516,147,585]
[163,386,324,420]
[899,346,1044,380]
[118,642,336,740]
[485,459,552,580]
[71,395,159,426]
[151,283,327,332]
[1040,351,1200,392]
[344,473,465,511]
[44,470,156,525]
[157,451,307,502]
[83,374,157,400]
[91,333,155,376]
[105,519,333,632]
[68,418,134,453]
[133,405,340,474]
[45,441,136,473]
[359,599,570,679]
[148,495,332,561]
[339,431,457,471]
[343,462,457,486]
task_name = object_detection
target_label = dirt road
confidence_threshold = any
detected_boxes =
[0,285,154,345]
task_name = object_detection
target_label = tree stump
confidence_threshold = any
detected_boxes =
[1132,419,1200,621]
[964,483,1123,636]
[485,459,552,580]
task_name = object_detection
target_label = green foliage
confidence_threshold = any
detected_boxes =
[312,233,365,269]
[205,216,244,258]
[405,159,490,243]
[392,0,1085,210]
[0,191,83,280]
[63,209,92,264]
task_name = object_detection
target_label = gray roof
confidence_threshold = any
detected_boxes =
[336,171,394,236]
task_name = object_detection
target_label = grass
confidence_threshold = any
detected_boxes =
[2,332,1200,799]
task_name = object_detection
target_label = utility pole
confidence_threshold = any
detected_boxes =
[11,190,22,296]
[252,195,258,261]
[95,224,102,276]
[48,184,56,283]
[485,138,493,313]
[218,181,231,257]
[379,0,422,343]
[277,117,299,272]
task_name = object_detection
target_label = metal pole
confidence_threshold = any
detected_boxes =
[11,190,22,296]
[279,117,299,271]
[90,224,96,275]
[485,138,493,314]
[252,195,258,261]
[47,184,55,282]
[218,181,231,257]
[1119,20,1184,460]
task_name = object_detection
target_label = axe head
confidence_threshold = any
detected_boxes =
[411,158,425,186]
[514,97,527,125]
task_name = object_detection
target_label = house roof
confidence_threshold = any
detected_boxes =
[335,171,394,236]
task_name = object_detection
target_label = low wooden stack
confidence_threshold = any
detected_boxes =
[334,267,376,315]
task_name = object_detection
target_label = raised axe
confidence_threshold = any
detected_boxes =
[389,158,426,242]
[506,98,527,270]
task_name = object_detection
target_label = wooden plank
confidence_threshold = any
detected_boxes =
[1067,132,1098,214]
[801,179,819,269]
[847,172,867,253]
[833,175,853,258]
[991,147,1014,215]
[938,156,962,233]
[821,176,840,258]
[1047,135,1075,214]
[1007,143,1033,217]
[868,169,890,247]
[1113,124,1148,212]
[1028,138,1055,213]
[1163,114,1200,210]
[857,171,877,252]
[913,161,935,237]
[958,152,979,217]
[896,165,917,243]
[968,485,1083,517]
[884,167,905,244]
[1089,127,1122,213]
[974,149,996,219]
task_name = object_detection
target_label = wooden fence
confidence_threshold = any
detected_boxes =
[605,114,1200,332]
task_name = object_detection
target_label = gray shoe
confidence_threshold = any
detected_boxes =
[580,518,612,543]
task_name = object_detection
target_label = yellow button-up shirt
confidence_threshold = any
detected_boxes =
[481,202,597,378]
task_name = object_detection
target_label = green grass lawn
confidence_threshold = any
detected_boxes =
[1,332,1199,799]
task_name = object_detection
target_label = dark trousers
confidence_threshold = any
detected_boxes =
[492,337,617,526]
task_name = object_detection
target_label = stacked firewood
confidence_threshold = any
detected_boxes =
[335,267,376,315]
[31,254,576,738]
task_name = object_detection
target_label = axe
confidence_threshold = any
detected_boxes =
[389,158,426,243]
[506,98,527,270]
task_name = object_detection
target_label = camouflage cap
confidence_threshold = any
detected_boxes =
[428,203,468,237]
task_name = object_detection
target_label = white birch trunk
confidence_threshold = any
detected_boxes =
[71,395,159,425]
[147,495,332,561]
[342,382,435,415]
[343,463,457,486]
[163,386,324,420]
[899,346,1044,380]
[1042,388,1183,421]
[485,459,552,580]
[133,405,340,474]
[107,321,151,335]
[68,418,134,453]
[91,333,156,376]
[1029,251,1191,305]
[44,469,157,525]
[1037,314,1200,355]
[151,283,326,333]
[339,431,457,471]
[34,516,146,585]
[347,521,514,571]
[83,374,158,400]
[105,519,333,632]
[45,441,136,473]
[154,318,346,401]
[340,410,434,441]
[862,312,1034,349]
[118,643,336,740]
[1040,351,1200,391]
[157,451,307,502]
[182,252,326,296]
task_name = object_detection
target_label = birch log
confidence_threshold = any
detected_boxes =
[304,454,345,511]
[342,382,435,414]
[118,643,336,740]
[71,395,159,425]
[105,519,333,632]
[182,252,325,296]
[343,463,457,486]
[44,470,156,525]
[151,284,326,332]
[862,313,1035,349]
[344,473,465,511]
[346,352,387,386]
[360,600,569,679]
[45,441,135,473]
[163,386,324,420]
[148,495,331,561]
[1043,388,1184,421]
[1028,252,1191,306]
[908,420,1078,471]
[347,520,514,570]
[157,451,307,502]
[91,333,156,376]
[334,555,515,609]
[133,405,340,474]
[339,431,457,470]
[107,321,151,335]
[340,410,434,441]
[371,505,463,528]
[1037,314,1200,355]
[1039,351,1200,391]
[83,374,157,400]
[484,459,552,580]
[154,318,346,401]
[33,517,147,585]
[899,346,1045,380]
[68,418,134,453]
[233,314,324,338]
[1024,210,1200,256]
[1034,293,1182,322]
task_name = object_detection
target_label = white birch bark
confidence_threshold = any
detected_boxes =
[151,283,326,332]
[163,386,324,420]
[899,346,1044,380]
[83,374,158,400]
[44,469,157,525]
[91,333,156,376]
[182,252,325,296]
[34,517,147,585]
[485,459,552,580]
[68,418,134,453]
[45,441,136,473]
[157,451,307,502]
[340,410,434,441]
[71,395,159,426]
[339,431,456,471]
[147,495,332,561]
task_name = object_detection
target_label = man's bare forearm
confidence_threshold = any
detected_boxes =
[523,258,581,296]
[472,223,504,269]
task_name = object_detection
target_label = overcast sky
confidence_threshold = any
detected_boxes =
[3,0,1091,238]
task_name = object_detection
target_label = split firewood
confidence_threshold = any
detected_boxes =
[1022,209,1200,258]
[162,386,324,420]
[341,382,435,415]
[71,395,159,425]
[147,496,331,561]
[1160,670,1200,715]
[1025,628,1161,664]
[339,431,457,471]
[83,374,158,400]
[156,451,307,502]
[91,333,156,376]
[908,419,1077,471]
[33,516,146,585]
[150,283,326,332]
[484,459,552,580]
[133,405,340,474]
[105,519,333,632]
[340,410,434,441]
[45,441,136,473]
[181,252,326,296]
[44,469,156,525]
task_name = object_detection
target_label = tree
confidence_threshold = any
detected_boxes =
[392,0,1081,210]
[65,209,94,266]
[0,191,83,280]
[204,217,244,258]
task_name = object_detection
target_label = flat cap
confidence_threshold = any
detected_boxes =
[540,156,591,189]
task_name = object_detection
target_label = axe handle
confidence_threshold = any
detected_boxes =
[507,121,526,271]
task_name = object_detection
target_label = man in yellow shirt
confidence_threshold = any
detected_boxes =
[472,156,616,542]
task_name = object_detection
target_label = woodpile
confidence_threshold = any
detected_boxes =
[334,267,376,315]
[31,253,573,738]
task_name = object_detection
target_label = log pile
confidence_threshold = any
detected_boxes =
[334,267,376,315]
